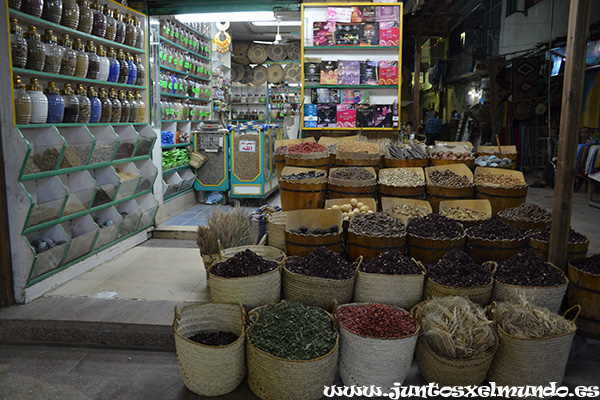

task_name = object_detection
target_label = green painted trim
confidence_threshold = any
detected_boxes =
[12,68,146,91]
[161,37,211,61]
[162,143,191,149]
[160,120,203,123]
[164,187,193,202]
[159,64,211,82]
[160,92,212,102]
[163,165,191,175]
[20,156,151,181]
[304,85,399,89]
[305,46,400,50]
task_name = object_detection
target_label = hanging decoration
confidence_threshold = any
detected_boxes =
[214,21,232,54]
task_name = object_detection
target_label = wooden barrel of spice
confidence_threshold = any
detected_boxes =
[527,236,590,262]
[378,167,426,202]
[466,236,527,264]
[567,260,600,336]
[335,151,381,174]
[426,185,475,214]
[275,154,286,179]
[430,157,475,169]
[285,151,330,172]
[499,216,550,232]
[279,167,328,211]
[439,199,492,229]
[421,261,496,305]
[354,269,425,309]
[384,157,429,168]
[347,231,406,261]
[328,167,378,200]
[474,167,528,214]
[284,209,343,257]
[478,145,518,170]
[406,233,466,264]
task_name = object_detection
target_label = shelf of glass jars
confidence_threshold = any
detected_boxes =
[159,92,211,103]
[159,64,211,82]
[160,18,212,45]
[9,9,145,56]
[12,68,145,90]
[160,37,211,62]
[304,46,400,50]
[162,142,191,150]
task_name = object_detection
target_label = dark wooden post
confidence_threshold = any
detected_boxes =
[549,0,592,270]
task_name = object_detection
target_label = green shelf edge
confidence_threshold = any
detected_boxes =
[304,85,399,89]
[304,46,400,50]
[22,189,153,235]
[164,187,193,202]
[162,142,191,149]
[160,37,211,61]
[162,165,191,175]
[9,9,145,55]
[12,68,147,90]
[160,120,203,123]
[159,64,211,82]
[159,92,211,102]
[215,63,231,70]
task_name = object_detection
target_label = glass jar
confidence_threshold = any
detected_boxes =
[45,82,65,124]
[14,76,32,125]
[136,91,145,122]
[24,26,45,72]
[160,20,167,38]
[21,0,43,18]
[133,16,144,49]
[125,52,137,85]
[108,88,121,123]
[101,5,116,41]
[135,55,145,86]
[43,0,63,24]
[98,88,112,123]
[10,19,27,69]
[87,86,101,123]
[170,74,177,95]
[113,9,125,44]
[91,0,106,38]
[107,47,120,82]
[85,40,99,79]
[42,30,62,75]
[76,84,91,123]
[124,14,136,47]
[77,0,93,34]
[116,49,129,84]
[61,0,79,30]
[9,0,22,10]
[26,78,48,124]
[59,34,76,76]
[96,45,109,81]
[73,38,89,78]
[118,90,130,122]
[128,92,138,123]
[61,83,79,123]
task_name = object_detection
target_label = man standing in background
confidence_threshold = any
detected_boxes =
[425,111,442,145]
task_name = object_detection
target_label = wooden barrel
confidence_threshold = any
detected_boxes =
[499,216,550,232]
[335,157,381,174]
[379,184,426,201]
[466,236,527,263]
[279,180,327,211]
[407,234,466,264]
[384,158,429,168]
[430,158,475,169]
[568,260,600,336]
[285,209,343,257]
[528,236,590,262]
[426,185,475,213]
[475,185,528,214]
[285,231,343,257]
[275,154,286,179]
[328,182,378,200]
[347,231,406,261]
[286,152,329,172]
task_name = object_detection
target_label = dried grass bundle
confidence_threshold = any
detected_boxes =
[197,207,254,254]
[413,296,497,359]
[493,297,576,339]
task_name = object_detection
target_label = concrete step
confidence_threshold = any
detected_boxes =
[152,225,197,240]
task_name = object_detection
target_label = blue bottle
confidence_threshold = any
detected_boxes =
[87,86,102,123]
[44,82,64,124]
[126,52,137,85]
[171,75,177,95]
[107,47,120,83]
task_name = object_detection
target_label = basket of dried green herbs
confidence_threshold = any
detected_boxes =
[486,299,580,392]
[412,297,498,386]
[421,250,496,305]
[173,302,246,396]
[207,250,282,311]
[283,247,360,311]
[246,301,338,400]
[354,251,425,309]
[337,303,419,388]
[492,250,568,313]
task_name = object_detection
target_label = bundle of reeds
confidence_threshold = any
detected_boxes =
[197,207,254,255]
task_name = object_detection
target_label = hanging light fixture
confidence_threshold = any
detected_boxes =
[273,17,282,44]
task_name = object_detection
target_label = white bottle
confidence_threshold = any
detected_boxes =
[26,78,48,124]
[96,45,110,81]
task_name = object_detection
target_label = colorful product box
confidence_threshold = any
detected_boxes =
[342,89,370,104]
[304,104,317,128]
[320,61,339,85]
[304,60,321,83]
[375,105,394,128]
[356,104,376,128]
[351,6,375,22]
[336,104,356,128]
[338,60,360,85]
[376,6,400,22]
[335,23,360,45]
[327,7,352,22]
[317,104,337,128]
[312,88,340,104]
[378,61,399,85]
[313,22,335,46]
[359,22,379,46]
[379,21,400,46]
[360,61,379,85]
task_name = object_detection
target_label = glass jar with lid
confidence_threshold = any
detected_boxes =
[77,0,93,34]
[134,55,145,86]
[21,0,43,18]
[103,5,116,41]
[133,16,144,49]
[59,34,76,76]
[117,49,129,84]
[45,82,65,124]
[98,88,112,123]
[61,84,80,123]
[42,30,62,75]
[14,76,32,125]
[136,92,146,122]
[87,86,101,123]
[76,84,91,123]
[107,47,120,83]
[43,0,63,24]
[61,0,79,30]
[128,91,138,123]
[108,88,121,123]
[85,40,100,80]
[26,78,48,124]
[124,14,137,47]
[96,45,110,81]
[24,26,45,72]
[91,0,106,38]
[118,90,130,123]
[9,0,22,10]
[125,52,137,85]
[73,38,89,78]
[10,19,27,69]
[113,9,126,44]
[160,20,168,39]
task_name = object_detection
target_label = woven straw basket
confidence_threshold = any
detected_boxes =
[267,212,287,251]
[283,257,361,311]
[415,336,497,387]
[337,303,420,388]
[201,252,222,272]
[173,303,246,396]
[491,263,568,313]
[246,306,339,400]
[353,265,425,309]
[486,304,580,398]
[220,245,286,263]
